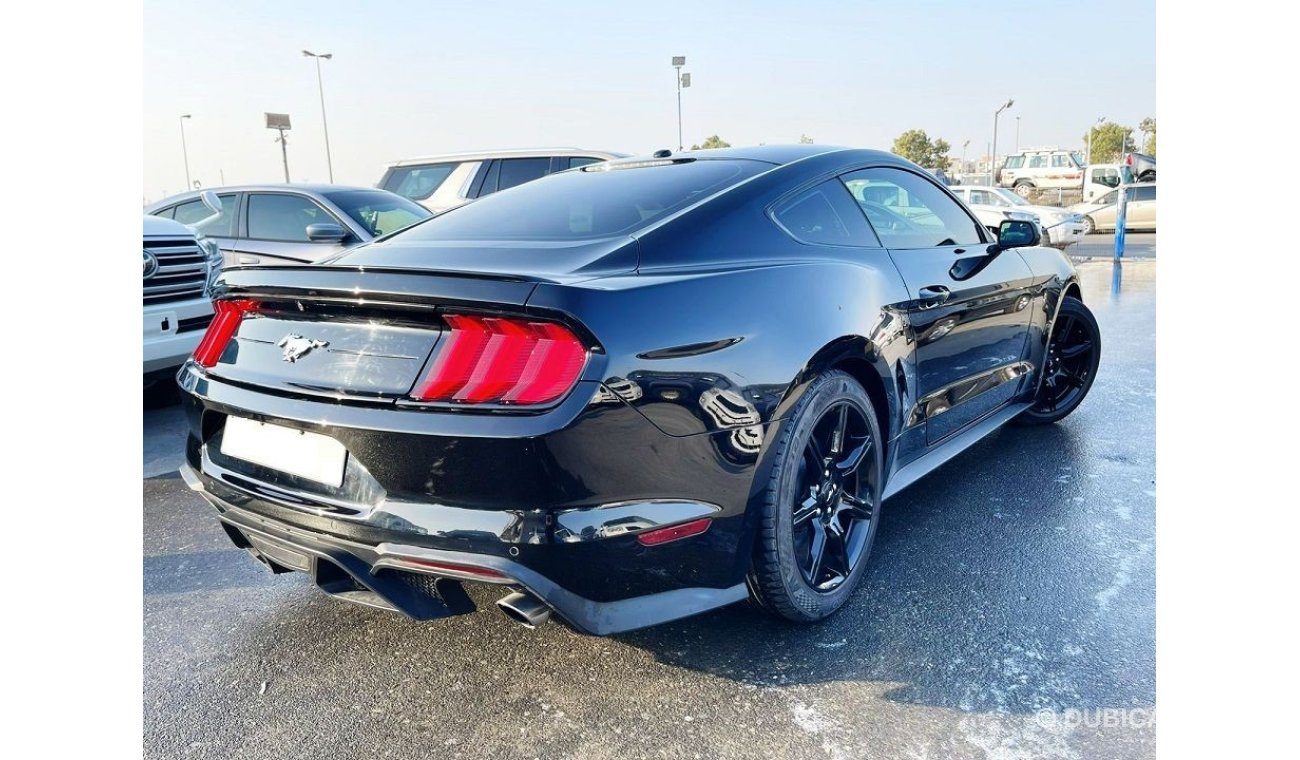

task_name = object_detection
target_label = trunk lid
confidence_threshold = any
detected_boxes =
[207,266,540,401]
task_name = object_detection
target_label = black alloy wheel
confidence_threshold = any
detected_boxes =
[1017,296,1101,425]
[748,370,883,622]
[792,401,876,592]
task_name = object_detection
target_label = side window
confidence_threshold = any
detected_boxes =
[1028,155,1048,168]
[842,168,983,249]
[567,156,603,169]
[246,194,332,242]
[1051,154,1072,168]
[153,206,176,219]
[382,162,459,201]
[1005,156,1025,169]
[496,158,552,192]
[474,160,502,197]
[1097,190,1118,205]
[969,190,995,205]
[771,179,880,247]
[170,193,238,237]
[1130,185,1156,202]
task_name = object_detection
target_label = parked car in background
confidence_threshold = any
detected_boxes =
[996,147,1085,197]
[144,211,219,388]
[177,146,1100,634]
[949,186,1086,248]
[1069,182,1157,233]
[146,185,431,266]
[378,148,627,213]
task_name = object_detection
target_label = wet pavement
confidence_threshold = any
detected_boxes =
[144,258,1156,760]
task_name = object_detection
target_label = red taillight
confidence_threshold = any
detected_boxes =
[192,299,257,368]
[636,518,712,546]
[411,314,587,405]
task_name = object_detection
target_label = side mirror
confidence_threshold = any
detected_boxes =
[306,223,348,243]
[199,191,223,215]
[993,219,1041,250]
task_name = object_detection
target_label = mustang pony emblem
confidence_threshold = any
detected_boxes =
[277,334,328,362]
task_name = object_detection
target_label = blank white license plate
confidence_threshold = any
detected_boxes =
[220,416,347,487]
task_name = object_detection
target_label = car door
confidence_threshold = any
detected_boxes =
[1125,185,1156,228]
[233,192,353,265]
[844,167,1036,445]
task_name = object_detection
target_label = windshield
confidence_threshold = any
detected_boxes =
[1071,152,1084,167]
[390,159,770,241]
[991,188,1030,206]
[324,190,432,237]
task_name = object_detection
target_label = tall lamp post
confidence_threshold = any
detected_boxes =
[1015,116,1021,151]
[992,98,1014,186]
[672,55,689,151]
[1085,116,1105,166]
[302,50,335,182]
[179,114,193,189]
[961,139,970,173]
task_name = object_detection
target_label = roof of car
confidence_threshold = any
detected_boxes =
[144,184,390,211]
[635,144,853,165]
[387,148,628,167]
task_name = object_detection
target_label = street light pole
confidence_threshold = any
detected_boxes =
[303,50,334,182]
[1015,116,1020,151]
[179,114,193,189]
[671,56,687,151]
[1086,116,1105,166]
[992,98,1013,187]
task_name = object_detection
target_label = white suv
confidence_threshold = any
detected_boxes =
[378,148,626,213]
[997,148,1085,197]
[143,214,220,386]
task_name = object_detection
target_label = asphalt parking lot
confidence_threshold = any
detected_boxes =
[144,253,1156,759]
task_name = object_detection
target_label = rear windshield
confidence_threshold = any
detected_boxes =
[324,190,432,237]
[391,159,769,241]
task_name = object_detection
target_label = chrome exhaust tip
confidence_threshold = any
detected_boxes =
[497,590,551,629]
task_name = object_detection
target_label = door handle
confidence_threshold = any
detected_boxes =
[917,286,951,309]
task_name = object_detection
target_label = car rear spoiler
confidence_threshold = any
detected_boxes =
[212,265,540,310]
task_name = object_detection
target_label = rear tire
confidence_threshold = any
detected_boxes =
[1082,215,1096,235]
[747,371,883,622]
[1013,181,1035,198]
[1016,297,1101,425]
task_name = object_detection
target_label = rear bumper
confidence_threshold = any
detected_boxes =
[144,298,213,373]
[181,463,747,634]
[177,365,772,633]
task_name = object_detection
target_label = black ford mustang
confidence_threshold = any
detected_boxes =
[178,145,1100,635]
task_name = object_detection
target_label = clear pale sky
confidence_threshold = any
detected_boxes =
[143,0,1155,202]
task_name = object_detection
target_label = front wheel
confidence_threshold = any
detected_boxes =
[748,371,883,622]
[1016,297,1101,425]
[1082,215,1096,235]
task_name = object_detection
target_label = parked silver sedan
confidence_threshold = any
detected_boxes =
[145,184,432,266]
